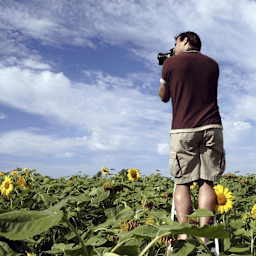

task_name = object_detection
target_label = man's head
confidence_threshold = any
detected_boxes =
[174,31,201,55]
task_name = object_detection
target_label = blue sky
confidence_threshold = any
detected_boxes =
[0,0,256,178]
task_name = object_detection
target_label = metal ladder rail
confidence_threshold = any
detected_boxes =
[169,183,220,256]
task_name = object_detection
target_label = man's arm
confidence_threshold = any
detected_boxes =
[158,83,170,102]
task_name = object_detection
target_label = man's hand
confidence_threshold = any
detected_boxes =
[158,83,170,102]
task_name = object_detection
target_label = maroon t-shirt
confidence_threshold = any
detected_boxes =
[161,51,222,130]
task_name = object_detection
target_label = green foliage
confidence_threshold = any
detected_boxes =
[0,168,255,255]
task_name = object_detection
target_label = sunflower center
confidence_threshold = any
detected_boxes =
[4,182,10,189]
[217,194,227,205]
[131,171,137,178]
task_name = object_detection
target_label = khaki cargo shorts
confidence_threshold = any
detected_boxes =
[169,128,225,185]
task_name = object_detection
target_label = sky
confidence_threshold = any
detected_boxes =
[0,0,256,178]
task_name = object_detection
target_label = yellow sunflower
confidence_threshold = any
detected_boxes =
[16,176,26,186]
[127,168,140,181]
[27,253,35,256]
[251,204,256,216]
[214,184,234,214]
[1,176,14,197]
[11,171,19,176]
[190,182,197,190]
[242,213,249,221]
[0,172,5,177]
[101,166,109,175]
[22,183,30,190]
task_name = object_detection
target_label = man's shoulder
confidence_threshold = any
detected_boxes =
[197,53,219,65]
[163,52,219,69]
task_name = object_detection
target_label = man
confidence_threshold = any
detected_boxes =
[158,31,225,244]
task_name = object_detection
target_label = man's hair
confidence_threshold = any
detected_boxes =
[175,31,202,51]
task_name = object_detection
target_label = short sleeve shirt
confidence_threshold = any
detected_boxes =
[161,51,222,133]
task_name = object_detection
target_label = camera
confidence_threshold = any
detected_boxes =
[157,48,175,65]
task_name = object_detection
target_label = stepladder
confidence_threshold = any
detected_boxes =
[167,183,220,256]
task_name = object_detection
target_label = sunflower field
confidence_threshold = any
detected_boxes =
[0,167,255,256]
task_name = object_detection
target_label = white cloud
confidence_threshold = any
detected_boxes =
[21,59,51,70]
[55,152,75,158]
[2,0,256,70]
[0,64,171,156]
[0,113,7,119]
[157,143,169,155]
[0,65,170,132]
[0,130,87,156]
[222,119,254,150]
[1,56,52,70]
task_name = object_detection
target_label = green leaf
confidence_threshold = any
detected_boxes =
[0,210,63,240]
[228,246,250,253]
[68,194,91,204]
[105,208,118,219]
[113,207,134,225]
[172,239,197,256]
[84,236,108,246]
[43,243,82,254]
[147,222,228,239]
[39,193,53,206]
[0,241,15,254]
[223,237,231,251]
[129,225,159,238]
[229,219,244,229]
[91,193,109,206]
[43,198,68,213]
[234,228,246,236]
[115,245,140,256]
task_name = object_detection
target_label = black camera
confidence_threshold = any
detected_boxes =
[157,48,175,65]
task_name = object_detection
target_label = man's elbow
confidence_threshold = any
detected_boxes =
[159,94,170,103]
[161,97,170,103]
[158,84,170,103]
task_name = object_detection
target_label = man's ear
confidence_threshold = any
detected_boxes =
[183,37,189,45]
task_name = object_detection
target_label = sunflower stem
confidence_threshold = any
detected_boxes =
[138,232,170,256]
[62,216,88,256]
[111,238,135,253]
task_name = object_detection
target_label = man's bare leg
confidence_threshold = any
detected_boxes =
[198,179,215,243]
[174,183,191,240]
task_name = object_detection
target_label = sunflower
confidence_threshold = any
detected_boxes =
[101,166,109,175]
[27,253,35,256]
[213,184,234,214]
[16,176,26,186]
[1,176,14,197]
[190,182,197,190]
[251,204,256,216]
[146,217,156,225]
[22,183,30,190]
[242,213,249,221]
[127,168,140,181]
[0,172,5,177]
[11,171,19,176]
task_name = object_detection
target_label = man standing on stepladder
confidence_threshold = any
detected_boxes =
[158,31,225,245]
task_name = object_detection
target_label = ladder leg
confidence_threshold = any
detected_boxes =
[213,215,220,256]
[171,183,176,221]
[167,183,176,255]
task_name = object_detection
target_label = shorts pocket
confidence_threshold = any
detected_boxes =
[219,150,226,175]
[169,152,182,178]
